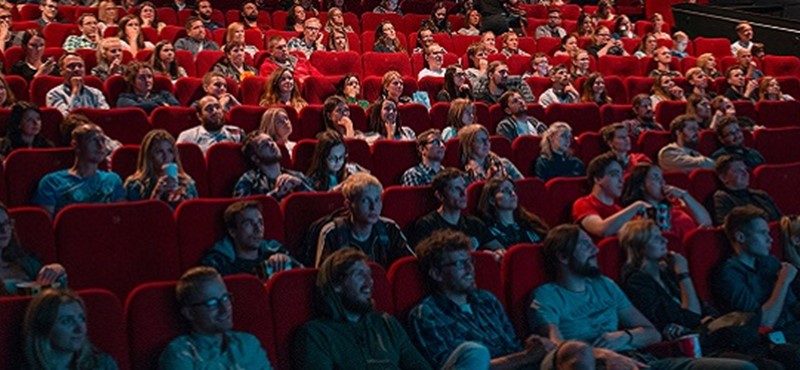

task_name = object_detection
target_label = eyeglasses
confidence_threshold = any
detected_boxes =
[327,153,347,162]
[187,293,233,310]
[439,257,473,270]
[424,138,444,146]
[0,220,14,230]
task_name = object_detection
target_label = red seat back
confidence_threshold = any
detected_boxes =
[511,135,541,177]
[693,37,732,61]
[756,100,800,128]
[753,163,800,215]
[382,185,438,231]
[72,108,151,145]
[684,228,728,302]
[763,56,800,77]
[5,147,74,207]
[754,127,800,164]
[597,55,640,78]
[371,140,419,186]
[9,207,55,263]
[361,52,413,77]
[205,142,248,198]
[280,191,345,258]
[150,106,201,139]
[637,130,672,162]
[302,75,341,104]
[545,177,590,226]
[309,50,363,77]
[545,103,601,135]
[501,244,549,338]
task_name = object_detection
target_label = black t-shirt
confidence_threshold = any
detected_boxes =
[408,211,495,249]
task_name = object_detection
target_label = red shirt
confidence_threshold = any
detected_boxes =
[572,194,622,222]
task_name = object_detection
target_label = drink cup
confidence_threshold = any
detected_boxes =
[675,334,702,358]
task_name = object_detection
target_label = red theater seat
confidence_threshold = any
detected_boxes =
[754,127,800,164]
[281,192,345,259]
[598,55,640,78]
[5,148,73,207]
[361,52,413,77]
[205,142,248,198]
[382,185,438,231]
[511,135,542,177]
[600,104,636,126]
[763,56,800,77]
[194,50,225,77]
[545,103,601,135]
[683,228,727,302]
[150,106,201,139]
[266,268,317,370]
[688,168,720,209]
[302,75,342,104]
[309,50,362,77]
[753,163,800,214]
[71,108,151,145]
[362,75,417,103]
[226,105,269,135]
[625,76,655,102]
[0,296,37,370]
[654,100,688,131]
[109,144,139,181]
[43,23,80,47]
[576,131,605,165]
[693,37,732,60]
[9,207,55,263]
[55,201,180,300]
[638,130,672,162]
[545,176,590,226]
[371,140,419,186]
[501,243,549,337]
[756,100,800,128]
[397,103,430,134]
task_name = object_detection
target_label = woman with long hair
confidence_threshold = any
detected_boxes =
[421,2,450,33]
[373,21,405,53]
[634,32,658,59]
[554,33,579,58]
[322,95,358,138]
[650,13,671,40]
[211,40,258,82]
[758,76,795,101]
[0,202,65,295]
[534,122,585,181]
[224,22,259,58]
[436,65,472,102]
[327,28,349,52]
[364,98,416,144]
[124,129,198,207]
[570,49,591,80]
[305,130,366,191]
[97,0,118,34]
[380,70,412,104]
[324,6,353,33]
[91,37,124,81]
[259,107,295,155]
[335,74,368,109]
[457,9,481,36]
[23,289,117,369]
[613,15,636,39]
[149,40,187,81]
[259,67,307,111]
[285,4,307,33]
[459,124,522,183]
[697,53,722,79]
[620,163,711,237]
[10,31,59,82]
[117,61,180,114]
[477,176,549,247]
[0,102,53,159]
[136,1,166,32]
[580,72,612,106]
[576,12,595,38]
[442,98,474,141]
[650,74,685,107]
[117,15,153,56]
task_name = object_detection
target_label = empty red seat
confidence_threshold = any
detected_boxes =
[5,74,28,102]
[174,76,238,106]
[176,143,209,197]
[225,104,268,135]
[753,163,800,214]
[597,55,640,78]
[693,37,732,60]
[397,103,430,134]
[382,185,438,232]
[637,130,672,162]
[309,50,363,77]
[109,144,139,182]
[545,176,590,226]
[240,76,268,105]
[500,243,549,337]
[683,228,727,302]
[451,34,481,56]
[763,56,800,77]
[600,104,635,126]
[0,296,36,370]
[417,76,444,104]
[371,140,418,186]
[576,131,605,165]
[9,206,55,263]
[42,23,80,47]
[72,108,151,145]
[756,100,800,128]
[688,168,720,209]
[205,142,248,198]
[194,50,225,77]
[361,52,413,77]
[625,76,655,102]
[754,127,800,164]
[545,103,601,135]
[361,12,404,35]
[265,268,316,370]
[302,75,342,104]
[55,201,180,300]
[150,106,201,139]
[280,191,345,259]
[654,100,687,131]
[5,147,73,207]
[511,135,541,177]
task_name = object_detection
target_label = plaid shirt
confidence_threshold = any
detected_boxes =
[287,37,324,59]
[233,167,311,200]
[62,34,96,51]
[401,163,441,187]
[408,290,522,369]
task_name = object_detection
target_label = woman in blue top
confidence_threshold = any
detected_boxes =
[124,129,198,208]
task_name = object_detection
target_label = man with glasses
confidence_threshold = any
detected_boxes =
[535,8,566,39]
[0,5,24,52]
[259,35,319,83]
[287,18,325,59]
[474,60,536,105]
[177,95,244,154]
[159,266,274,369]
[402,129,445,186]
[63,13,100,51]
[409,229,587,370]
[37,0,62,29]
[46,52,109,116]
[294,248,432,369]
[315,173,412,268]
[710,117,765,169]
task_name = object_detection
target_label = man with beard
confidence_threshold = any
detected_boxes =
[259,36,320,83]
[401,129,446,186]
[175,16,220,56]
[201,200,299,277]
[496,90,548,141]
[194,0,223,31]
[710,117,765,169]
[538,64,579,108]
[659,114,715,173]
[33,123,124,216]
[530,224,756,370]
[409,230,592,370]
[622,94,663,139]
[315,173,412,268]
[159,267,274,368]
[293,248,432,370]
[234,132,311,199]
[572,152,651,238]
[177,95,244,154]
[474,61,535,105]
[712,155,781,225]
[46,52,109,116]
[240,1,268,32]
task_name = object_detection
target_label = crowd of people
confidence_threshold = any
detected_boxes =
[1,0,800,369]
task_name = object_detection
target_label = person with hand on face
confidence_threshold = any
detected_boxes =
[294,248,431,369]
[10,32,59,83]
[322,95,359,139]
[538,64,579,108]
[194,0,222,31]
[0,4,25,53]
[175,16,220,56]
[364,98,416,145]
[475,61,536,105]
[46,53,109,117]
[150,40,187,81]
[124,129,197,207]
[287,18,325,59]
[622,94,663,139]
[402,129,445,187]
[91,37,125,81]
[178,95,244,154]
[650,74,685,108]
[63,13,100,51]
[199,71,240,113]
[710,117,765,168]
[464,42,489,85]
[160,267,275,368]
[117,15,154,56]
[534,122,585,181]
[412,25,438,55]
[587,26,628,58]
[137,1,167,33]
[234,131,311,200]
[736,48,764,80]
[327,28,349,52]
[418,43,447,80]
[497,90,547,141]
[436,65,473,102]
[724,66,759,102]
[460,124,522,183]
[202,201,300,277]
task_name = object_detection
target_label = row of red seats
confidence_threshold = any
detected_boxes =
[0,222,785,370]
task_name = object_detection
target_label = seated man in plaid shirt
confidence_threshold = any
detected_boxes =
[401,129,445,187]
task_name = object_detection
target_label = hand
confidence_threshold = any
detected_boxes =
[109,57,122,74]
[274,174,301,197]
[267,253,291,273]
[592,330,631,351]
[523,334,556,363]
[338,116,354,133]
[634,200,652,215]
[662,184,687,201]
[36,264,66,285]
[478,58,488,71]
[745,79,759,97]
[594,347,649,369]
[38,59,56,76]
[670,85,684,99]
[465,159,485,177]
[564,83,579,97]
[151,175,178,199]
[491,248,506,262]
[667,251,689,275]
[70,76,84,95]
[779,262,798,283]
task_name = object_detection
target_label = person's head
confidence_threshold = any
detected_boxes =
[446,98,474,130]
[224,40,246,67]
[487,61,509,89]
[327,6,344,26]
[697,53,717,73]
[430,1,448,25]
[40,0,59,21]
[480,31,496,51]
[136,1,158,26]
[571,49,590,72]
[736,21,753,42]
[587,152,623,197]
[751,43,765,58]
[97,0,118,24]
[593,26,612,45]
[501,32,520,52]
[136,129,184,180]
[673,31,689,53]
[651,12,665,31]
[541,122,572,158]
[466,42,488,69]
[322,95,350,134]
[316,248,374,317]
[185,16,205,40]
[0,75,15,108]
[685,67,708,90]
[96,37,123,68]
[336,74,361,100]
[736,48,753,68]
[225,22,245,44]
[711,95,735,116]
[328,27,349,51]
[377,20,397,41]
[560,34,578,53]
[654,46,672,66]
[77,13,98,39]
[367,98,400,136]
[549,64,570,87]
[415,128,444,163]
[0,202,21,257]
[59,52,85,81]
[342,173,383,226]
[621,163,667,205]
[547,8,562,28]
[669,114,700,147]
[223,200,265,252]
[21,31,46,61]
[259,107,292,142]
[543,224,599,279]
[781,215,800,258]
[531,52,551,76]
[175,267,233,335]
[577,12,594,36]
[424,43,445,70]
[443,64,468,97]
[152,40,176,68]
[23,289,94,369]
[581,72,609,103]
[242,131,281,171]
[117,14,143,46]
[652,74,675,98]
[416,26,434,50]
[500,89,528,118]
[631,94,654,121]
[416,229,474,293]
[264,67,298,102]
[477,175,520,217]
[308,130,347,179]
[458,124,490,164]
[715,154,749,191]
[195,95,224,130]
[71,123,106,164]
[725,66,746,88]
[240,1,259,22]
[599,122,630,154]
[466,9,481,28]
[432,168,467,211]
[302,17,322,42]
[289,4,306,26]
[202,71,228,98]
[759,77,782,100]
[124,61,154,96]
[381,70,404,101]
[716,116,744,147]
[614,14,631,34]
[195,0,214,20]
[687,93,711,121]
[620,219,667,268]
[7,101,41,142]
[268,36,289,62]
[724,205,771,257]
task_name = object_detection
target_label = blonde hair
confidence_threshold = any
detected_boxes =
[446,98,473,132]
[96,37,121,65]
[619,218,660,268]
[225,22,245,44]
[259,67,307,111]
[341,172,382,201]
[540,122,572,159]
[458,124,489,164]
[259,107,291,140]
[781,215,800,268]
[126,129,188,184]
